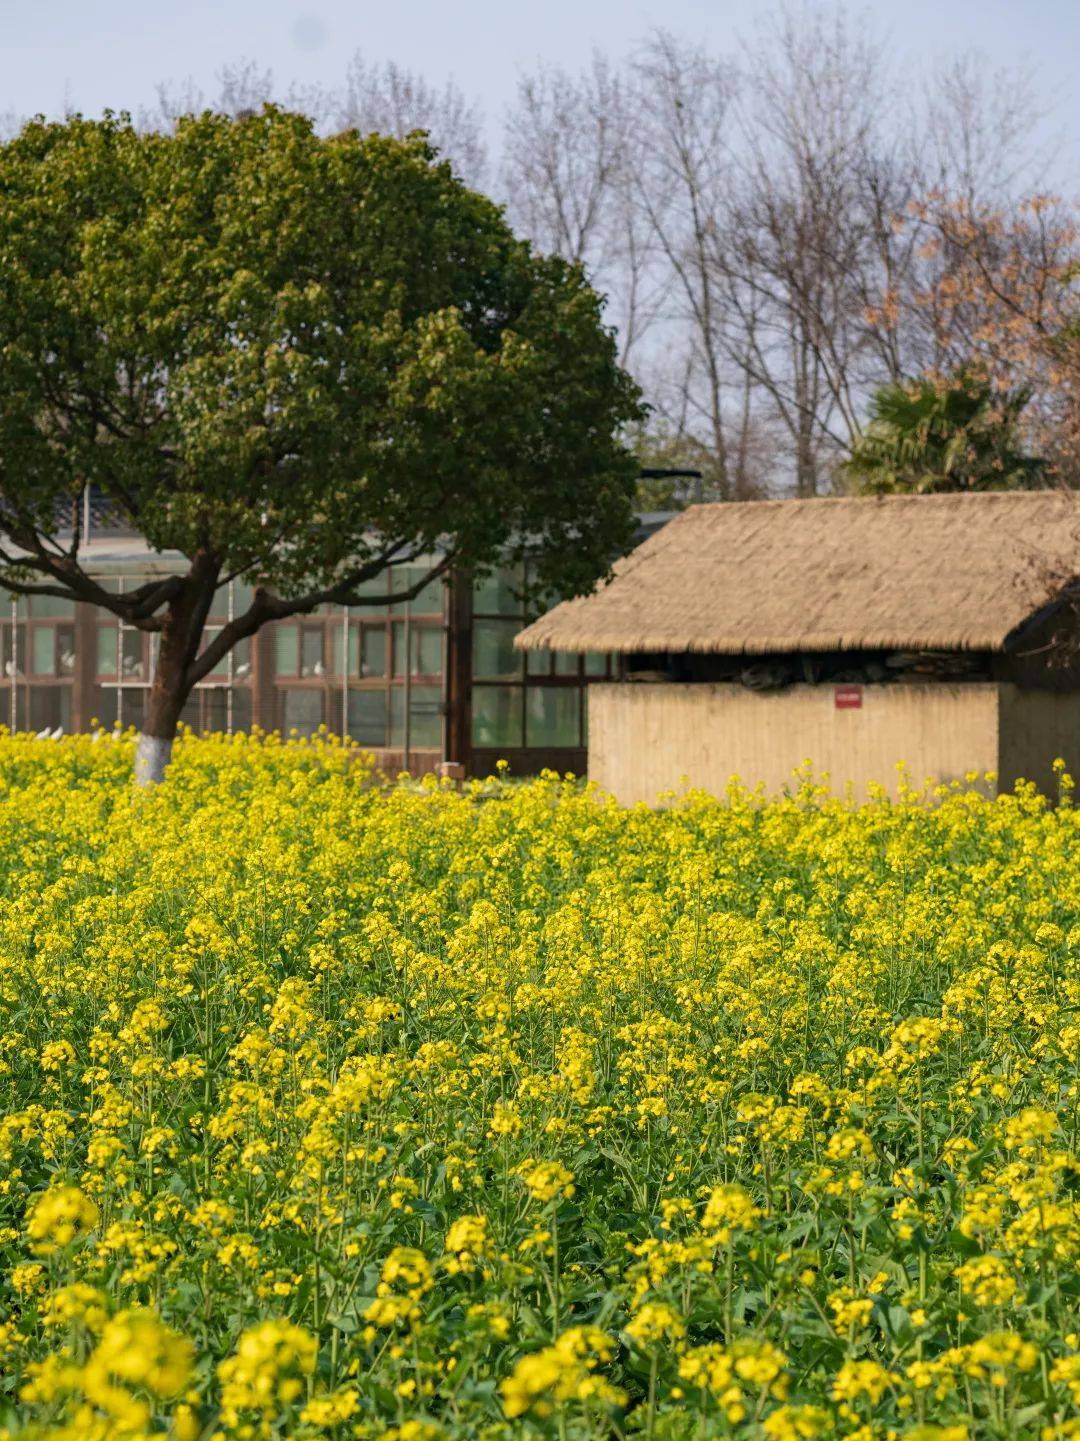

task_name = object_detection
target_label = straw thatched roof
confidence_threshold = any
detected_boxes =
[515,492,1080,656]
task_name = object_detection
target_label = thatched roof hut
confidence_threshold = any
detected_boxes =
[514,492,1080,804]
[515,491,1080,658]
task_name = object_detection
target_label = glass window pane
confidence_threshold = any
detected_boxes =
[202,688,230,733]
[389,569,412,616]
[300,627,324,677]
[413,576,444,615]
[97,627,118,676]
[473,619,521,681]
[526,687,582,747]
[177,691,201,734]
[331,621,358,677]
[391,622,406,678]
[553,651,579,677]
[201,626,228,678]
[121,630,145,679]
[350,570,393,604]
[361,627,386,678]
[282,689,323,737]
[583,652,609,677]
[32,627,56,676]
[415,626,442,677]
[275,625,299,676]
[231,688,253,732]
[392,622,442,678]
[473,566,522,616]
[391,565,444,615]
[234,581,257,614]
[57,626,75,675]
[411,689,443,749]
[526,648,550,677]
[116,688,145,730]
[472,686,523,748]
[524,560,564,617]
[232,636,253,681]
[93,686,118,730]
[29,685,71,732]
[29,594,75,619]
[346,688,387,746]
[390,685,442,749]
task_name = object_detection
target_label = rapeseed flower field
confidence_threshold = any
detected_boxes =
[1,733,1080,1440]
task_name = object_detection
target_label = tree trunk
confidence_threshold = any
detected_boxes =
[134,733,174,786]
[135,627,188,787]
[134,566,215,786]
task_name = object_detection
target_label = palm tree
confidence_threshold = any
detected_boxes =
[842,374,1047,495]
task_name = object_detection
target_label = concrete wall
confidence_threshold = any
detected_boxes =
[587,681,1027,806]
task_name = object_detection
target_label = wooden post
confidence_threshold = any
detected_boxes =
[445,568,472,774]
[72,601,97,733]
[402,596,412,773]
[251,624,277,733]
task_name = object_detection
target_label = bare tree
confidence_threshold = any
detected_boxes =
[697,7,1054,495]
[920,52,1052,205]
[713,7,902,493]
[140,61,279,130]
[629,32,741,497]
[141,56,486,184]
[504,53,623,264]
[315,54,487,184]
[872,55,1060,384]
[502,53,665,368]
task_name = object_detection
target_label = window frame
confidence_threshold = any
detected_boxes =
[91,575,254,735]
[0,596,77,734]
[469,561,616,751]
[271,566,448,749]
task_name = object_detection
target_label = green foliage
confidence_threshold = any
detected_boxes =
[0,108,641,609]
[842,374,1047,495]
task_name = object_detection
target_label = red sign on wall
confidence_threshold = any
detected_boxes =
[834,685,863,710]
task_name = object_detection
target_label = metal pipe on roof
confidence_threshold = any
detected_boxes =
[638,467,705,505]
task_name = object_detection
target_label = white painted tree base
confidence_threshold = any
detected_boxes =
[134,733,173,786]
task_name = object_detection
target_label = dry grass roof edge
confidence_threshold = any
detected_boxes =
[515,492,1080,657]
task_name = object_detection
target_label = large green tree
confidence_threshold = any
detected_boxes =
[842,374,1047,495]
[0,109,641,780]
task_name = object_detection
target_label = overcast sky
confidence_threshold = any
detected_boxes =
[3,0,1077,180]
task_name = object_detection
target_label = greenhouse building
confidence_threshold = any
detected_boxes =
[0,497,660,777]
